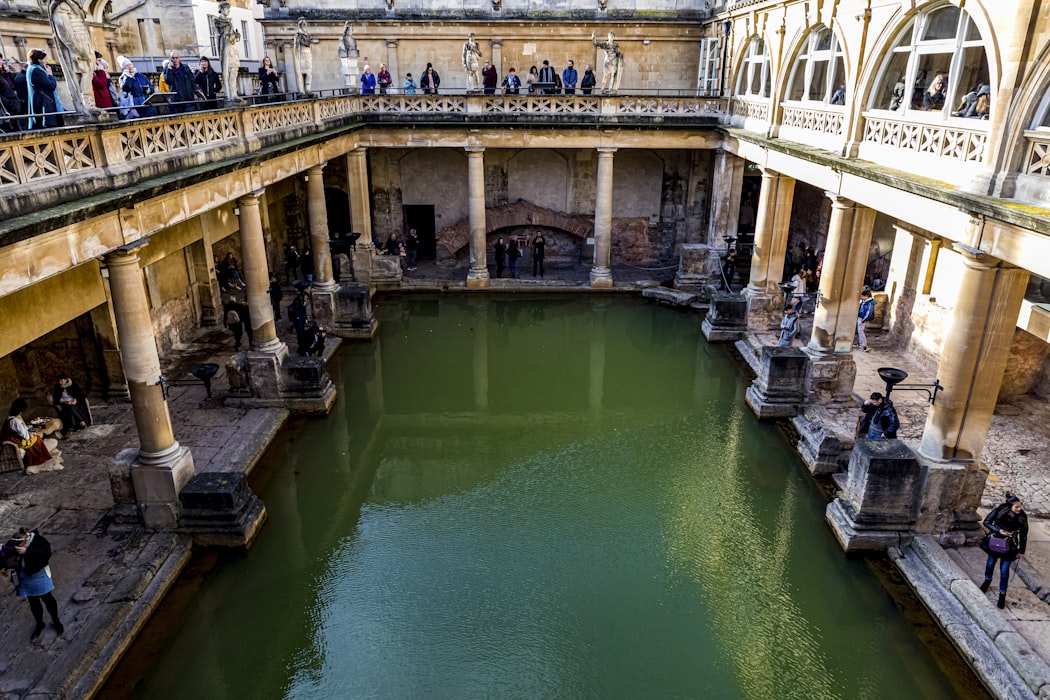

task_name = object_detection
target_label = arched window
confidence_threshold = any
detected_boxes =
[785,28,847,104]
[735,37,771,98]
[870,4,989,119]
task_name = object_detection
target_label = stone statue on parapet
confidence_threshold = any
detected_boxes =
[215,1,242,103]
[463,32,482,92]
[591,30,623,93]
[48,0,97,121]
[293,16,313,94]
[338,21,359,87]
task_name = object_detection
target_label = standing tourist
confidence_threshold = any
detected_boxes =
[377,63,392,94]
[91,55,114,110]
[531,232,546,277]
[195,56,222,109]
[493,237,506,278]
[258,56,280,102]
[858,392,899,440]
[268,274,283,322]
[979,495,1028,609]
[482,61,498,95]
[0,60,23,131]
[26,48,62,129]
[778,307,800,347]
[283,243,301,282]
[360,65,376,95]
[224,295,247,350]
[507,238,521,278]
[403,72,417,94]
[501,67,521,95]
[420,63,440,94]
[300,246,314,283]
[526,65,539,94]
[405,229,420,271]
[5,528,63,640]
[561,59,578,95]
[117,56,156,119]
[164,51,196,112]
[538,60,557,94]
[288,291,309,340]
[581,64,596,94]
[856,288,874,352]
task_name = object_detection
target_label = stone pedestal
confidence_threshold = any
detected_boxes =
[701,292,748,342]
[371,254,403,289]
[826,439,921,552]
[334,283,377,339]
[310,288,337,329]
[743,287,782,331]
[225,346,336,414]
[791,408,852,475]
[744,346,809,419]
[131,445,196,530]
[179,471,268,548]
[674,243,720,292]
[913,456,989,547]
[351,247,374,285]
[804,350,857,403]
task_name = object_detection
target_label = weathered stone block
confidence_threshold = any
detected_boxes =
[180,471,268,548]
[805,352,857,403]
[841,439,921,526]
[674,243,720,292]
[995,632,1050,692]
[910,535,968,586]
[745,346,808,419]
[180,471,248,512]
[701,292,748,343]
[335,283,378,339]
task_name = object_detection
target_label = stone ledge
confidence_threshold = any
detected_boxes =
[996,632,1050,696]
[912,533,969,587]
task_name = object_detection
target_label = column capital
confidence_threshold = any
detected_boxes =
[237,190,265,207]
[306,163,327,178]
[597,146,617,155]
[824,192,857,208]
[489,39,503,47]
[465,146,486,154]
[951,243,1009,269]
[105,240,150,265]
[385,39,399,48]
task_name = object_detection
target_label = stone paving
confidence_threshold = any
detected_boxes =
[1,268,1049,698]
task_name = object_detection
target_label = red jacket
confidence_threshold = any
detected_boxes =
[92,68,114,108]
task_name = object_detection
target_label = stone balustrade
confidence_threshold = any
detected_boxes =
[0,93,727,220]
[1023,130,1050,178]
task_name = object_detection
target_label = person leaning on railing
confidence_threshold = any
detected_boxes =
[258,56,280,102]
[26,48,64,130]
[163,51,197,113]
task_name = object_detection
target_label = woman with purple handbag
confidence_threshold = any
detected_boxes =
[978,494,1028,609]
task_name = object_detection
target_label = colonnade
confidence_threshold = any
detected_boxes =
[728,151,1030,540]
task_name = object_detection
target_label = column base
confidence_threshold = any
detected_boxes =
[179,471,269,548]
[466,267,490,289]
[310,288,337,329]
[825,439,921,553]
[790,408,852,475]
[589,267,613,288]
[803,346,857,403]
[225,346,337,415]
[913,452,989,546]
[744,346,809,419]
[130,444,196,530]
[701,292,748,343]
[742,287,781,331]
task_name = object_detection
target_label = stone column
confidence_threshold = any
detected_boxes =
[706,149,744,245]
[490,39,503,76]
[590,146,616,288]
[106,245,195,529]
[466,146,490,288]
[346,147,376,285]
[884,224,938,339]
[804,195,874,402]
[305,164,335,291]
[915,245,1028,541]
[237,192,282,353]
[744,169,795,328]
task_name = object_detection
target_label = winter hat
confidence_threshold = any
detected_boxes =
[977,85,990,97]
[117,55,131,71]
[98,58,108,71]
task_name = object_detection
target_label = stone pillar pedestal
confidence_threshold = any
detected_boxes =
[465,147,490,288]
[226,344,337,414]
[237,192,283,353]
[310,289,337,329]
[106,245,195,529]
[803,351,858,405]
[701,292,748,342]
[744,346,809,419]
[370,254,403,289]
[826,439,921,552]
[674,243,721,292]
[180,471,268,548]
[590,147,616,288]
[333,283,377,339]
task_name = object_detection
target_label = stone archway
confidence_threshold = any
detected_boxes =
[435,200,594,265]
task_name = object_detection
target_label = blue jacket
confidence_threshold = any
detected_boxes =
[562,67,578,89]
[361,72,377,95]
[858,297,875,322]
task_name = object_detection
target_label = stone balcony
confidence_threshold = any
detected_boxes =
[0,92,726,227]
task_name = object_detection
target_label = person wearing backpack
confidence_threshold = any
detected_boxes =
[224,294,249,350]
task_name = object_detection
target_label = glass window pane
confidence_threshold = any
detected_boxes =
[950,47,990,118]
[749,62,762,95]
[787,58,807,100]
[830,57,846,104]
[913,56,952,111]
[965,17,981,42]
[816,30,832,52]
[922,6,961,41]
[875,52,910,110]
[808,59,828,100]
[761,63,770,98]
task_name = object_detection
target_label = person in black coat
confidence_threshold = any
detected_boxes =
[268,274,283,322]
[194,56,222,110]
[163,51,197,112]
[258,56,280,102]
[4,528,63,639]
[979,494,1029,608]
[493,237,506,278]
[52,376,91,434]
[507,239,521,278]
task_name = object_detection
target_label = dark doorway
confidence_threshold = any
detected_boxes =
[326,188,351,235]
[403,205,436,260]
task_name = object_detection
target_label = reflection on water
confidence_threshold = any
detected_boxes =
[127,295,964,699]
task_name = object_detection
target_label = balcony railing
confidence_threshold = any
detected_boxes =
[861,112,988,163]
[1024,130,1050,178]
[0,93,727,219]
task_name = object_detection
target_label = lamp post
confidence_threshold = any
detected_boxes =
[876,367,944,404]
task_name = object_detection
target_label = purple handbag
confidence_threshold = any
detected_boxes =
[988,535,1011,554]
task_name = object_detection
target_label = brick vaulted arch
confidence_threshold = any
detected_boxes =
[435,200,594,260]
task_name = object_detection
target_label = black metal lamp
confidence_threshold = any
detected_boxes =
[877,367,944,405]
[777,282,796,308]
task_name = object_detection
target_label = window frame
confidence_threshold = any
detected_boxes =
[785,27,846,105]
[734,36,771,99]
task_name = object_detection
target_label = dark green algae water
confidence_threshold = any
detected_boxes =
[116,295,981,699]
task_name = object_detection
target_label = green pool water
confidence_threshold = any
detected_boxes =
[122,295,977,699]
